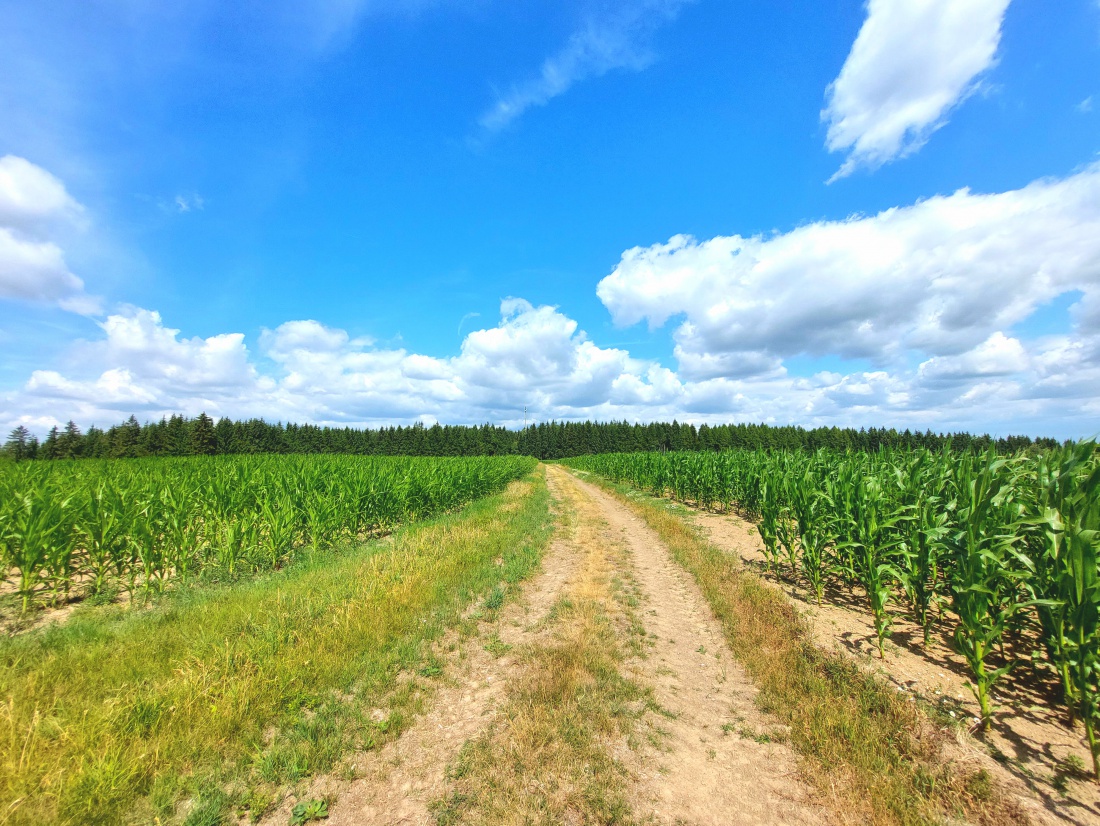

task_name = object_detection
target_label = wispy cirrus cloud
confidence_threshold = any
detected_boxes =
[822,0,1011,181]
[478,0,692,134]
[172,193,205,214]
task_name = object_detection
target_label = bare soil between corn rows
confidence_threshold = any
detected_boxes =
[683,498,1100,825]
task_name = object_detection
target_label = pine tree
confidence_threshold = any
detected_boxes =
[58,420,83,459]
[4,425,32,461]
[41,426,61,460]
[190,412,218,455]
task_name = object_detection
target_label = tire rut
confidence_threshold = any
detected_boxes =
[552,466,826,826]
[260,470,582,826]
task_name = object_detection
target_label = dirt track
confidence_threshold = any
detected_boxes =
[558,467,822,825]
[260,470,584,826]
[272,466,823,825]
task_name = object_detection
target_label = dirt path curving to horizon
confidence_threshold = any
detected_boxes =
[265,466,824,825]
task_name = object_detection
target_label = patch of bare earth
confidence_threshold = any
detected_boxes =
[688,504,1099,826]
[554,467,825,826]
[0,569,114,635]
[258,470,583,826]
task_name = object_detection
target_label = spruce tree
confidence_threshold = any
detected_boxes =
[214,417,234,454]
[41,426,61,460]
[4,425,32,461]
[84,425,107,458]
[58,420,83,459]
[190,412,218,455]
[110,415,142,458]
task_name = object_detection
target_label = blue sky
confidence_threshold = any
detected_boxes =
[1,0,1099,438]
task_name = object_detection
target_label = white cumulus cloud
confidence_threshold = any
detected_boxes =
[3,299,680,432]
[917,331,1028,385]
[0,155,100,314]
[822,0,1011,180]
[598,163,1100,372]
[94,308,259,391]
[3,290,1098,439]
[5,161,1100,439]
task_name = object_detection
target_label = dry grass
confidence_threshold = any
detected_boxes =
[587,475,1029,826]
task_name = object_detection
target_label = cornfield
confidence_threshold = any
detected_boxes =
[564,443,1100,772]
[0,453,535,612]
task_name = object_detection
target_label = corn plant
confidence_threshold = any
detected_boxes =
[261,494,298,568]
[839,473,904,658]
[217,518,246,576]
[776,507,800,580]
[894,452,952,645]
[1058,483,1100,778]
[942,455,1031,729]
[791,482,834,605]
[4,487,69,612]
[758,477,782,574]
[1022,441,1100,768]
[79,482,125,595]
[159,484,198,584]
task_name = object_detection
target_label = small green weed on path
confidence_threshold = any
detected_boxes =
[289,798,329,824]
[0,471,553,826]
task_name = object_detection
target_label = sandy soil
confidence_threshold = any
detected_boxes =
[686,504,1100,826]
[0,568,99,635]
[555,467,825,826]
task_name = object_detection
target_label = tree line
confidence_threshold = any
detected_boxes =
[2,414,1062,463]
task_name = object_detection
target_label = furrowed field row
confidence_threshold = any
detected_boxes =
[563,443,1100,773]
[0,454,536,611]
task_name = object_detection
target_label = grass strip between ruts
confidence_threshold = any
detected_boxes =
[430,470,654,826]
[0,469,553,826]
[574,471,1026,826]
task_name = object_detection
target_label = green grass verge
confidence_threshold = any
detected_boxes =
[0,470,552,826]
[575,472,1025,826]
